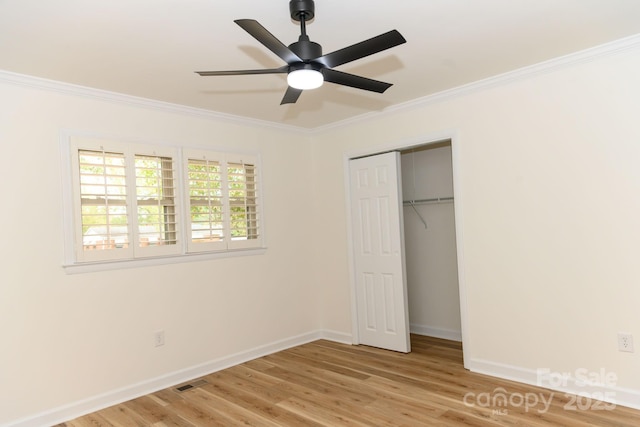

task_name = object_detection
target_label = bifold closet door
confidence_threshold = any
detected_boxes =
[349,151,410,353]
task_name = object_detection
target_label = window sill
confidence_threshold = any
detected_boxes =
[62,247,267,275]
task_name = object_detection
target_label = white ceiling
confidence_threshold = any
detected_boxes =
[2,0,640,129]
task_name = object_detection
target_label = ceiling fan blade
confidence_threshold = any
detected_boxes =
[196,66,288,76]
[322,69,393,93]
[280,86,303,105]
[235,19,302,64]
[316,30,406,69]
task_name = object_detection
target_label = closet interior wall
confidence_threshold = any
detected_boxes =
[400,142,462,341]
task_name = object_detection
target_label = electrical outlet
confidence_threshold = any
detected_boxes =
[154,330,165,347]
[618,333,634,353]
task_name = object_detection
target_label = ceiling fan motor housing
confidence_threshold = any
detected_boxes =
[290,0,315,21]
[289,39,322,61]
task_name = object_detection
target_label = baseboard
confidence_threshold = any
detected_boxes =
[410,323,462,342]
[467,358,640,411]
[5,329,352,427]
[319,329,353,345]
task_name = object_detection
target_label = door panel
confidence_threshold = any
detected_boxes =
[350,152,410,353]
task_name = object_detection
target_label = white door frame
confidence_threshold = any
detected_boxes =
[343,131,470,368]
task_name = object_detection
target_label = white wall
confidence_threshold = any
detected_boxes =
[312,43,640,406]
[0,78,321,425]
[401,145,461,340]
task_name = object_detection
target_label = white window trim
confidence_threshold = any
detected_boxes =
[59,131,266,274]
[62,248,267,275]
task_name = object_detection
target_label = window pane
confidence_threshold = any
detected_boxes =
[188,159,224,242]
[78,150,129,250]
[135,155,178,246]
[228,162,259,240]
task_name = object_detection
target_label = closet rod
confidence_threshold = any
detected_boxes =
[403,196,454,205]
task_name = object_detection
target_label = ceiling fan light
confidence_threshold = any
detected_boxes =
[287,69,323,90]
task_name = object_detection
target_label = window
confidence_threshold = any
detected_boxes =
[65,136,263,267]
[183,149,262,253]
[77,149,129,253]
[70,139,181,262]
[228,160,259,243]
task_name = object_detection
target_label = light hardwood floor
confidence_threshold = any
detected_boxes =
[57,335,640,426]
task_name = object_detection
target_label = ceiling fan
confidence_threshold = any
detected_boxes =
[195,0,406,105]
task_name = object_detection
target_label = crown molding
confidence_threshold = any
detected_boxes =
[2,33,640,136]
[311,33,640,134]
[0,70,309,134]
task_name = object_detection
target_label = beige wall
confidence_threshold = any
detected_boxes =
[312,45,640,399]
[0,81,319,424]
[2,40,640,424]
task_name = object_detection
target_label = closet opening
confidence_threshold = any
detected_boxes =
[347,135,467,364]
[400,141,462,344]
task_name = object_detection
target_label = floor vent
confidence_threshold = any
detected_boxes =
[175,379,208,392]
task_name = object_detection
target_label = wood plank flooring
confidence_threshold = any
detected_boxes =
[57,335,640,426]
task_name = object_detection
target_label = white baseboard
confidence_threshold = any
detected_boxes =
[5,329,352,427]
[467,358,640,411]
[410,323,462,342]
[319,329,353,345]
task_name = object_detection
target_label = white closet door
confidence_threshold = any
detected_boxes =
[349,152,410,353]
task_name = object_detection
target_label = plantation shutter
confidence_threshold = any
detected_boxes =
[133,152,180,257]
[75,148,133,262]
[71,139,181,262]
[227,154,261,249]
[185,150,227,252]
[184,150,262,252]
